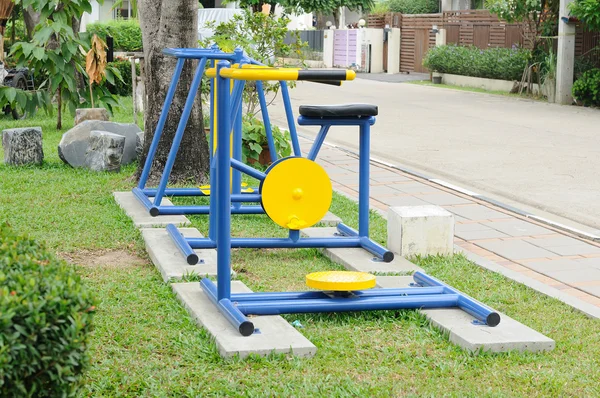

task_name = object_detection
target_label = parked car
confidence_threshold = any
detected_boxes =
[0,60,35,119]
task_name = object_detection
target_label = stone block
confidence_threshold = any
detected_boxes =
[74,107,109,125]
[172,282,317,358]
[2,127,43,165]
[58,120,141,167]
[387,205,454,257]
[84,131,125,172]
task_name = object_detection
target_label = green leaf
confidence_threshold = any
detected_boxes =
[5,87,17,103]
[21,42,35,58]
[32,47,46,61]
[249,142,263,154]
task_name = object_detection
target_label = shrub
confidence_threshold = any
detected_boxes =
[104,58,140,97]
[423,45,531,81]
[242,115,292,164]
[572,68,600,107]
[0,223,96,396]
[388,0,438,14]
[86,19,142,52]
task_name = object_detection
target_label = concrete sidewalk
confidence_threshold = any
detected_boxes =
[268,80,600,233]
[298,136,600,313]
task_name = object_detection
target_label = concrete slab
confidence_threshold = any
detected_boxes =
[302,227,422,273]
[475,239,556,261]
[318,211,342,227]
[482,219,554,237]
[445,205,511,221]
[376,276,555,353]
[172,282,317,358]
[113,191,190,228]
[543,268,600,284]
[141,228,218,281]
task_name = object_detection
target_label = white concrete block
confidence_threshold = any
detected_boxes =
[172,282,317,358]
[141,227,219,281]
[113,191,190,228]
[376,276,555,353]
[387,205,454,257]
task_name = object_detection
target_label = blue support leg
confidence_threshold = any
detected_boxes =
[280,81,301,156]
[256,80,278,162]
[307,125,331,161]
[167,224,198,265]
[358,120,370,238]
[200,279,255,336]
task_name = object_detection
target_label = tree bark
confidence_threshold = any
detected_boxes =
[137,0,209,184]
[23,6,40,40]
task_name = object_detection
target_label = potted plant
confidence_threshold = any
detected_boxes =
[242,115,292,166]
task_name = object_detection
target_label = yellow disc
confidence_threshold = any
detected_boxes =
[261,157,332,230]
[306,271,376,291]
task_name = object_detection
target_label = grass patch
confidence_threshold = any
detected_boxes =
[1,102,600,396]
[407,80,542,100]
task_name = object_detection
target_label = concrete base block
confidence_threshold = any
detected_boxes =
[172,282,317,358]
[114,191,190,228]
[302,227,422,273]
[318,211,342,226]
[376,276,555,353]
[141,227,218,281]
[387,205,454,257]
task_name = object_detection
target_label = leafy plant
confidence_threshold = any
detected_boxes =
[570,0,600,31]
[388,0,438,14]
[242,115,291,164]
[0,222,97,396]
[572,68,600,106]
[112,0,138,19]
[370,1,391,15]
[103,57,140,96]
[86,34,108,108]
[423,45,531,81]
[85,19,143,52]
[8,0,121,129]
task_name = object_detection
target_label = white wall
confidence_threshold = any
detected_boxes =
[360,29,384,73]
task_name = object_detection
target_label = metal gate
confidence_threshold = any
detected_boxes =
[333,29,358,68]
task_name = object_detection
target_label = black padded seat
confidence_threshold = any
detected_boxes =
[299,104,378,118]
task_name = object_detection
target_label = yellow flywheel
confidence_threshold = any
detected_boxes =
[306,271,376,291]
[260,157,332,230]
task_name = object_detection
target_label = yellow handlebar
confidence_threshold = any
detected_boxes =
[205,66,355,82]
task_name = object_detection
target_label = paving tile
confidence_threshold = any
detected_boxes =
[481,219,554,237]
[380,196,431,207]
[369,185,403,195]
[578,286,600,297]
[543,268,600,284]
[520,258,589,273]
[416,192,473,206]
[445,204,511,221]
[575,257,600,269]
[545,244,600,256]
[524,235,584,248]
[371,175,414,183]
[392,182,441,194]
[475,239,556,261]
[456,229,510,240]
[455,223,493,232]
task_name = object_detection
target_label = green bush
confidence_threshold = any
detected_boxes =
[104,58,140,97]
[86,19,142,52]
[242,115,292,164]
[0,223,96,396]
[572,68,600,107]
[388,0,438,14]
[423,45,531,81]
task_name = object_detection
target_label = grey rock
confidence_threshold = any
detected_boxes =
[136,131,144,159]
[58,120,141,167]
[84,131,125,172]
[2,127,44,166]
[74,108,110,125]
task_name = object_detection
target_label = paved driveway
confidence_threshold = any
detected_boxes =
[268,79,600,231]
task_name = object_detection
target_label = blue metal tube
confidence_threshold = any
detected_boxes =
[200,279,254,336]
[298,116,376,127]
[236,294,460,315]
[359,120,370,237]
[230,158,267,181]
[142,187,260,197]
[162,48,239,60]
[307,125,331,160]
[209,141,217,241]
[232,81,244,211]
[154,205,264,216]
[131,187,154,212]
[336,223,358,237]
[216,61,232,301]
[187,237,362,249]
[412,272,501,326]
[153,57,208,206]
[256,80,278,162]
[230,286,445,301]
[138,58,185,189]
[360,237,395,262]
[280,82,301,156]
[289,229,300,242]
[167,224,198,265]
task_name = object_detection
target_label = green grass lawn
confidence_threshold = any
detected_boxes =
[1,99,600,396]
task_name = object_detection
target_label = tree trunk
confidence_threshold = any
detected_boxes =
[57,87,62,130]
[23,6,40,40]
[137,0,209,184]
